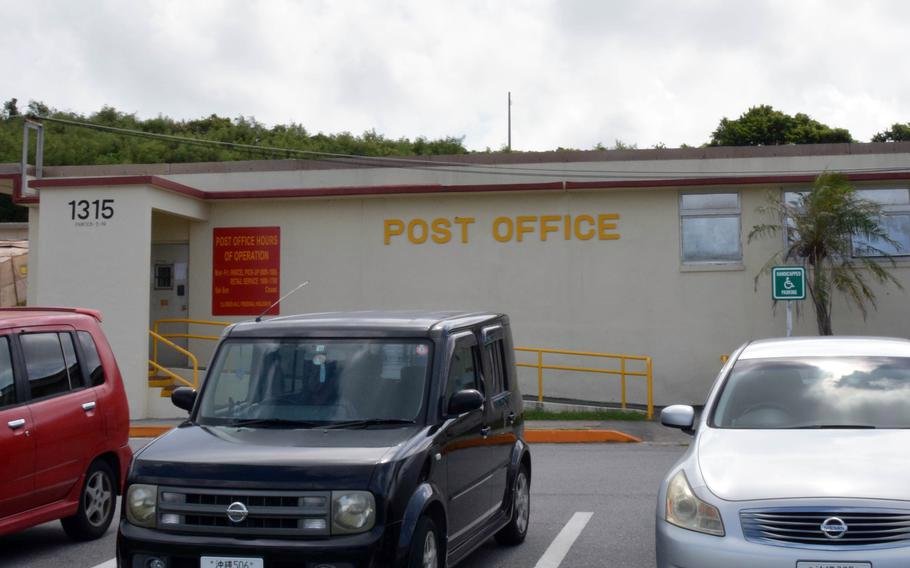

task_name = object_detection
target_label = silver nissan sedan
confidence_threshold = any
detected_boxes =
[657,336,910,568]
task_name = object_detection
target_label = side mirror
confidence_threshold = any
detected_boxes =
[171,387,198,413]
[448,389,484,415]
[660,405,696,434]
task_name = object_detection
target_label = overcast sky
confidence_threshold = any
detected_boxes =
[3,0,909,151]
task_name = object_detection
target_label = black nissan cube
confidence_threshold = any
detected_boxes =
[118,311,531,568]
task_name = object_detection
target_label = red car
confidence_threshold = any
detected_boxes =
[0,307,132,540]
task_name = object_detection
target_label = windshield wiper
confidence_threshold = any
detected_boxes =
[323,418,416,429]
[794,424,877,429]
[226,418,323,429]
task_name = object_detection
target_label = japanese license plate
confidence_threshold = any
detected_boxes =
[797,563,871,568]
[200,557,264,568]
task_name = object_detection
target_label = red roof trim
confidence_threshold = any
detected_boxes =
[0,173,36,205]
[30,175,206,199]
[20,171,910,201]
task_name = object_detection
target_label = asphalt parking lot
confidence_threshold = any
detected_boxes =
[1,440,687,568]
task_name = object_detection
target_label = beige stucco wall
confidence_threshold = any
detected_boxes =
[182,184,910,407]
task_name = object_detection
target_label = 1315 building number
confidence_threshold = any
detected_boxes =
[68,199,114,221]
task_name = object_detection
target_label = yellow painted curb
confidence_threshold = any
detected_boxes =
[524,429,641,444]
[130,426,173,438]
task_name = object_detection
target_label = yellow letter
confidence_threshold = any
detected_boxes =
[598,213,621,240]
[540,215,560,241]
[515,216,537,242]
[384,219,404,245]
[408,219,428,244]
[431,218,452,244]
[574,215,595,241]
[492,216,514,242]
[453,217,475,243]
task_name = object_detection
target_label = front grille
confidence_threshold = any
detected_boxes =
[741,508,910,548]
[157,486,331,537]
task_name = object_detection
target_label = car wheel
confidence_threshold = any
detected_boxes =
[408,515,442,568]
[495,463,530,545]
[61,460,116,541]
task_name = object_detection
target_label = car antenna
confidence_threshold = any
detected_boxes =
[255,280,309,323]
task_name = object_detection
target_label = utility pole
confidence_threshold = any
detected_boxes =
[507,91,512,152]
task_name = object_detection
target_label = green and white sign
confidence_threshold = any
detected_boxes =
[772,266,806,300]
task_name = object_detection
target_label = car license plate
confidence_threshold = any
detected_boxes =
[200,557,264,568]
[797,563,871,568]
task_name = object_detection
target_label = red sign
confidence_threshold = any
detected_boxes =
[212,227,281,316]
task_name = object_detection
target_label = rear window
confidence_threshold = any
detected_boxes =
[77,331,106,387]
[712,356,910,429]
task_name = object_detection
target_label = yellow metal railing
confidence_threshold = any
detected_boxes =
[515,347,653,419]
[148,330,200,388]
[150,319,229,369]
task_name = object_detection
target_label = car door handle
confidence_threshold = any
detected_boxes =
[481,426,491,438]
[82,401,97,412]
[7,418,25,430]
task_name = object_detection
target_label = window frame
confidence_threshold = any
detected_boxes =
[679,191,743,266]
[18,330,89,403]
[851,187,910,258]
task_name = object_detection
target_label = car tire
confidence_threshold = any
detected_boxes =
[495,463,530,545]
[408,515,442,568]
[61,460,116,541]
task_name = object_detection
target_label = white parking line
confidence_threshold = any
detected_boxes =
[90,560,115,568]
[533,511,594,568]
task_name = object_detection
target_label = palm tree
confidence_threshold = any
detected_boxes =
[749,172,902,335]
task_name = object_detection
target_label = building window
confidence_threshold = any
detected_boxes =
[680,192,742,263]
[852,188,910,257]
[154,264,174,290]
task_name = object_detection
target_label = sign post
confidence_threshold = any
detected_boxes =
[772,266,806,337]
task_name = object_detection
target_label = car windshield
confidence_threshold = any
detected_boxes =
[712,356,910,429]
[197,339,432,427]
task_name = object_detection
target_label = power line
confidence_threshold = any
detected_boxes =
[28,114,910,181]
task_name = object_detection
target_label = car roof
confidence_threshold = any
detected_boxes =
[228,310,506,338]
[0,307,102,330]
[739,336,910,360]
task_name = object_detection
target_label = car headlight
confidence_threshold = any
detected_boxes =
[126,484,158,528]
[665,471,724,536]
[331,491,376,534]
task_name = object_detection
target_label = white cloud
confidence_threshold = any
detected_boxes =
[1,0,908,151]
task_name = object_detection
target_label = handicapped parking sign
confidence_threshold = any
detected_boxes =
[772,266,806,300]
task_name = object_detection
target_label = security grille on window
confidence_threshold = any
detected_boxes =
[680,192,742,263]
[851,188,910,257]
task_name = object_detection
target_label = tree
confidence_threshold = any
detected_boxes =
[872,123,910,142]
[0,101,469,167]
[749,172,902,335]
[710,105,853,146]
[1,98,18,119]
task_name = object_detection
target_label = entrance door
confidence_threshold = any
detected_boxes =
[150,244,189,368]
